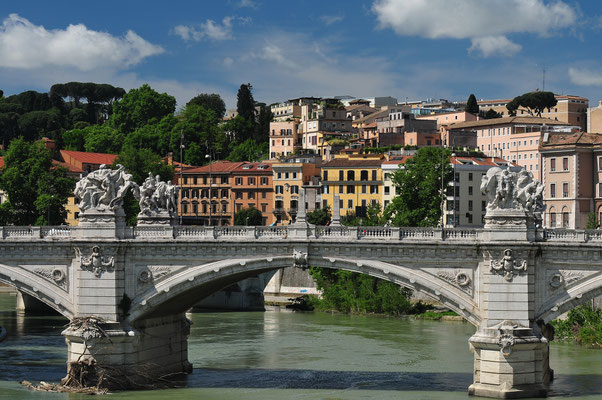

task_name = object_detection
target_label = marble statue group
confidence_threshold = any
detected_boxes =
[480,167,544,218]
[74,165,179,220]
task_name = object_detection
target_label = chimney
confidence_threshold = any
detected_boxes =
[598,100,602,108]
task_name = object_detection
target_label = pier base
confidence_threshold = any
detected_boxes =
[468,323,551,398]
[62,313,191,389]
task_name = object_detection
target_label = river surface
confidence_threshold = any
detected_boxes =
[0,292,601,400]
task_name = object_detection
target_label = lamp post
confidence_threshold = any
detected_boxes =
[179,130,184,226]
[206,153,212,226]
[452,152,457,228]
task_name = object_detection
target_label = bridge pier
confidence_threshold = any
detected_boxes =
[62,313,192,389]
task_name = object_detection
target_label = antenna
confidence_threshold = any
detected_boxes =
[542,65,546,92]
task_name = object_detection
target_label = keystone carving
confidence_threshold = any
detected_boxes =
[490,249,527,282]
[33,267,67,290]
[497,333,515,356]
[293,250,308,269]
[80,246,115,278]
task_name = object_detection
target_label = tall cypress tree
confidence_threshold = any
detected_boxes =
[465,93,479,115]
[236,83,255,121]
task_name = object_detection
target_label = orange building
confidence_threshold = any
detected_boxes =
[231,162,275,226]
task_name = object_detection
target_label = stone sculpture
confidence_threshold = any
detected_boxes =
[137,173,179,224]
[490,248,527,281]
[74,164,140,212]
[480,167,544,218]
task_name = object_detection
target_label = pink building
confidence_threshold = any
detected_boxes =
[269,121,299,159]
[417,110,478,127]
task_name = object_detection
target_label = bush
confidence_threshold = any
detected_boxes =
[551,304,602,348]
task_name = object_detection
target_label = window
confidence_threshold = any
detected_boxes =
[339,171,344,180]
[248,177,256,185]
[550,158,556,172]
[248,192,255,199]
[347,199,354,209]
[550,183,556,198]
[339,185,344,194]
[275,185,283,194]
[291,185,299,194]
[468,173,473,181]
[323,171,329,181]
[347,185,355,194]
[235,177,242,185]
[562,212,569,227]
[370,185,378,194]
[468,186,473,196]
[384,186,390,195]
[339,198,343,209]
[599,157,602,171]
[235,192,243,199]
[211,189,218,198]
[221,189,228,198]
[260,177,268,185]
[193,204,198,214]
[361,170,369,181]
[221,176,228,184]
[468,200,473,211]
[563,182,569,198]
[562,157,569,171]
[347,170,355,181]
[182,204,188,213]
[482,201,486,212]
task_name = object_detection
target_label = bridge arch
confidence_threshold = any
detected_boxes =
[127,255,479,326]
[0,263,74,319]
[535,274,602,324]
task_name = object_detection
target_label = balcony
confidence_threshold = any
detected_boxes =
[288,207,298,215]
[273,207,285,215]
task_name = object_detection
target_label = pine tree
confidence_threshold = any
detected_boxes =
[465,94,479,115]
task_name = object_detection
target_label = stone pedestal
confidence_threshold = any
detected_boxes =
[75,208,129,239]
[62,313,192,389]
[483,209,535,242]
[469,323,550,398]
[137,210,176,226]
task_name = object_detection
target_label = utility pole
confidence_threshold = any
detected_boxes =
[179,129,184,226]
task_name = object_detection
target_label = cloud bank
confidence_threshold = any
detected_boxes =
[174,17,238,41]
[372,0,577,57]
[0,14,163,70]
[569,67,602,86]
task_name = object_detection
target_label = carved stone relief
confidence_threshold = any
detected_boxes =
[436,269,473,295]
[79,246,115,278]
[547,270,593,290]
[32,266,68,290]
[490,249,527,282]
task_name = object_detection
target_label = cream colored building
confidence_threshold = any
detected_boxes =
[587,100,602,133]
[381,156,410,208]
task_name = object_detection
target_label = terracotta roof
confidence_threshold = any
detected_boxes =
[232,162,273,174]
[539,132,602,148]
[52,160,83,173]
[382,156,411,165]
[451,156,519,167]
[183,161,244,174]
[448,116,570,130]
[0,157,4,169]
[353,109,388,124]
[60,150,118,165]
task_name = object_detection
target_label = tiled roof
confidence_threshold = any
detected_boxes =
[183,161,244,174]
[540,132,602,148]
[451,156,519,167]
[448,116,569,130]
[322,158,383,168]
[53,160,83,173]
[60,150,118,165]
[0,157,4,169]
[382,156,411,165]
[232,162,273,173]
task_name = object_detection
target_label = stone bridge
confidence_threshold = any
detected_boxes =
[0,167,600,398]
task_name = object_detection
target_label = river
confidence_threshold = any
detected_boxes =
[0,292,600,400]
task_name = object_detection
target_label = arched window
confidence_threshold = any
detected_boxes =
[360,170,369,181]
[548,207,556,228]
[561,206,570,228]
[347,170,355,181]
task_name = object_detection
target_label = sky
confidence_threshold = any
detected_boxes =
[1,0,601,109]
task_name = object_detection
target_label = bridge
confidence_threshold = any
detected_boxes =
[0,166,600,398]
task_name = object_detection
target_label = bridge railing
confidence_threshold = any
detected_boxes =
[542,228,602,242]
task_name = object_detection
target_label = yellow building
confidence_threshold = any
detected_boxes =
[321,154,385,216]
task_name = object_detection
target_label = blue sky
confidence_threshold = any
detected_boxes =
[1,0,601,109]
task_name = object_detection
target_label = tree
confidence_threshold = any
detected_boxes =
[226,139,268,162]
[236,83,255,122]
[385,147,452,227]
[506,91,557,117]
[81,125,124,154]
[307,206,331,225]
[111,84,176,134]
[0,138,75,225]
[465,94,479,115]
[481,108,503,119]
[253,103,271,143]
[586,212,598,230]
[234,206,263,225]
[17,110,62,141]
[187,93,226,119]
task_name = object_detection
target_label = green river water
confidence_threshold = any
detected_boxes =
[0,292,600,400]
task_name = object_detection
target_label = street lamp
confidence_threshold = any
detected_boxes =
[451,152,457,228]
[206,153,212,226]
[179,130,184,226]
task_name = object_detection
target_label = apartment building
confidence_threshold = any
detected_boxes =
[587,100,602,133]
[300,98,355,158]
[231,162,275,226]
[444,157,520,227]
[179,161,243,226]
[478,95,589,131]
[376,111,437,135]
[416,110,478,127]
[539,132,602,229]
[382,156,410,208]
[270,101,301,122]
[272,155,321,225]
[321,154,385,217]
[446,116,574,180]
[269,121,299,159]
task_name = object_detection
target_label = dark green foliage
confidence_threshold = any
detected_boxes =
[111,84,176,134]
[465,93,479,114]
[586,212,598,230]
[5,91,52,113]
[187,93,226,119]
[481,108,502,119]
[17,110,62,141]
[551,304,602,348]
[343,203,386,226]
[308,267,419,315]
[253,103,271,143]
[307,206,331,225]
[81,125,124,154]
[0,137,75,225]
[385,147,452,227]
[236,83,255,122]
[226,139,268,162]
[234,206,263,225]
[506,91,557,117]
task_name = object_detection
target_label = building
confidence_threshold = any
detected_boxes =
[270,101,301,122]
[446,116,575,180]
[272,155,322,225]
[321,154,385,216]
[376,110,437,135]
[478,95,589,131]
[539,131,602,229]
[269,121,300,159]
[417,111,478,127]
[587,100,602,133]
[231,162,275,226]
[381,156,410,208]
[179,161,243,226]
[444,156,520,227]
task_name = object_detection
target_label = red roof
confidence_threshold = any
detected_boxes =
[184,161,245,174]
[382,156,411,165]
[0,157,4,169]
[52,159,83,173]
[60,150,118,166]
[232,162,273,174]
[451,156,519,167]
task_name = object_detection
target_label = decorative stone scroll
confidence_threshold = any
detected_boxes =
[293,250,308,269]
[74,164,140,214]
[138,266,173,285]
[481,167,544,220]
[80,246,115,277]
[436,270,472,294]
[33,266,67,290]
[497,333,516,356]
[549,270,585,290]
[490,249,527,282]
[137,173,179,224]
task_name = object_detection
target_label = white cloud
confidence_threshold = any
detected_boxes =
[469,36,522,58]
[568,67,602,86]
[237,0,257,8]
[372,0,577,57]
[320,15,344,25]
[0,14,163,70]
[174,17,234,41]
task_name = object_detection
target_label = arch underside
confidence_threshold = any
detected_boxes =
[536,273,602,323]
[129,256,480,326]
